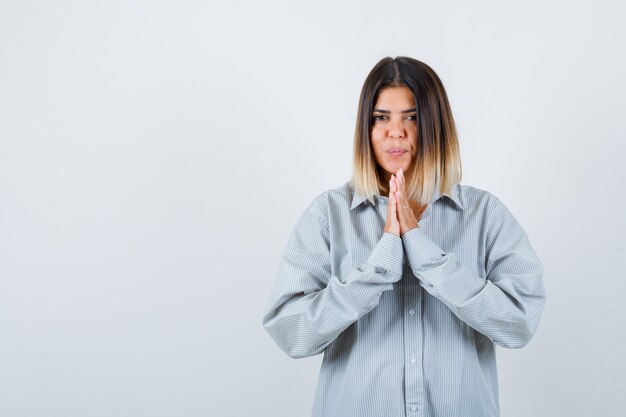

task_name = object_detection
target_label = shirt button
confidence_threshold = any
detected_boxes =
[410,357,416,363]
[410,406,417,412]
[409,309,416,315]
[374,266,385,274]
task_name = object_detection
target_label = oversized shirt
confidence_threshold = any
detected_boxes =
[262,181,546,417]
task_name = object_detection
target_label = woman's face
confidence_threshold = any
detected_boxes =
[370,86,418,182]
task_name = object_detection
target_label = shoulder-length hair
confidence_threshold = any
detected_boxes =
[351,56,462,205]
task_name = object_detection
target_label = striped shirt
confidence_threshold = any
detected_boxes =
[262,181,546,417]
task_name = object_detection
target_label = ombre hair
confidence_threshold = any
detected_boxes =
[351,57,462,205]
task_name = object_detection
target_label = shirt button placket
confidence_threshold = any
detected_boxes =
[404,272,420,417]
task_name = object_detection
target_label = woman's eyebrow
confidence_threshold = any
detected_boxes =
[373,108,417,113]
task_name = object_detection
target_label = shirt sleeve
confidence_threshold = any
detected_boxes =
[261,206,403,359]
[402,199,546,349]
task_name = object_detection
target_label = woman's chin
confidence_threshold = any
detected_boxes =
[384,165,411,177]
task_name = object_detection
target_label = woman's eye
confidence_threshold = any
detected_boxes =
[405,115,417,121]
[373,115,387,121]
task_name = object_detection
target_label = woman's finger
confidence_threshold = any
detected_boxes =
[393,169,419,235]
[393,177,406,209]
[395,190,405,211]
[389,176,398,209]
[384,176,400,235]
[398,168,407,194]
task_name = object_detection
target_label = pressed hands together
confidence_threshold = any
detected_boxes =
[383,168,428,236]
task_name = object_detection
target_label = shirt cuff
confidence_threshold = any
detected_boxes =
[402,227,445,268]
[366,232,404,276]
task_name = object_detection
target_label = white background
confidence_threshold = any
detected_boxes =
[1,0,625,416]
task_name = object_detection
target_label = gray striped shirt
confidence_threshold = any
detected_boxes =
[262,181,546,417]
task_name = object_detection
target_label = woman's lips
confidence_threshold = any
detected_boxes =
[388,148,407,156]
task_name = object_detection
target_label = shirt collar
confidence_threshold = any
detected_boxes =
[349,182,464,210]
[349,191,368,210]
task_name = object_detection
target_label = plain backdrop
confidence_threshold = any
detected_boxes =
[1,0,625,416]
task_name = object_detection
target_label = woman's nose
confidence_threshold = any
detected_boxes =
[388,119,405,139]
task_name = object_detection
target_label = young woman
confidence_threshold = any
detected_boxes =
[262,56,546,417]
